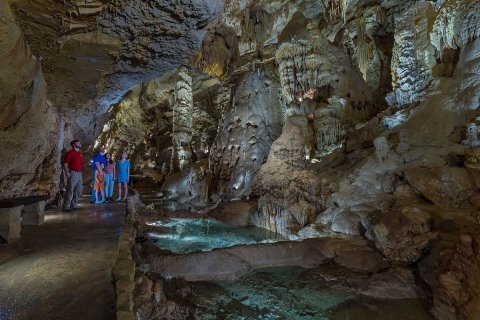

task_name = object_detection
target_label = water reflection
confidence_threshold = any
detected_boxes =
[177,267,432,320]
[147,218,284,254]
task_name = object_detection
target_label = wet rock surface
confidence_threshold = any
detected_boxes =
[135,266,432,320]
[0,199,126,320]
[2,0,480,319]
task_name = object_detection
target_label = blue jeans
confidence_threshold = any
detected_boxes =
[105,173,114,198]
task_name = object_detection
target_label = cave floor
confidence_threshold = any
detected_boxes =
[0,196,125,320]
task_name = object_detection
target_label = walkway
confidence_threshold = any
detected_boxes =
[0,197,126,320]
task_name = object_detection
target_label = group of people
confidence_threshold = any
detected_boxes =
[90,146,130,204]
[62,140,131,212]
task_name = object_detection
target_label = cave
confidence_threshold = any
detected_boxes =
[1,0,480,319]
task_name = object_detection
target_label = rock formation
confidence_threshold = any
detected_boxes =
[172,67,193,172]
[209,69,283,199]
[2,0,480,319]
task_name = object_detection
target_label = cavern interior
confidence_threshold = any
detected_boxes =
[0,0,480,319]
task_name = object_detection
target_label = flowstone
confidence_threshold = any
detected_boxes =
[373,136,390,163]
[462,123,480,148]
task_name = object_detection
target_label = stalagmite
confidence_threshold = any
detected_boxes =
[462,123,480,148]
[373,136,390,163]
[387,2,436,107]
[396,128,411,154]
[171,66,193,172]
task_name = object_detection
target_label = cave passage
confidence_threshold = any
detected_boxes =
[0,198,125,320]
[1,0,480,319]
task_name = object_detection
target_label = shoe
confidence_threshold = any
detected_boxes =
[70,206,78,210]
[62,208,72,212]
[95,200,104,204]
[116,197,122,201]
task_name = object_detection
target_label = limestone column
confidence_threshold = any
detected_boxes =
[171,66,193,172]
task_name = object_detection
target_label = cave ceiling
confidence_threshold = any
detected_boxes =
[6,0,223,112]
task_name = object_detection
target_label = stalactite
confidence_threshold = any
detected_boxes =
[193,26,237,78]
[355,17,373,81]
[313,107,341,152]
[371,5,385,25]
[240,4,274,50]
[276,40,339,102]
[431,0,480,56]
[321,0,349,23]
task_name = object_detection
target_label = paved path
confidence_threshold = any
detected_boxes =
[0,197,126,320]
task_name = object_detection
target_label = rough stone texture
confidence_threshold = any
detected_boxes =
[171,67,194,172]
[161,161,210,204]
[370,205,436,264]
[207,200,258,226]
[0,0,38,128]
[386,2,437,107]
[307,266,422,299]
[420,233,480,320]
[146,237,387,281]
[251,117,329,236]
[96,72,222,183]
[3,0,480,319]
[96,78,173,173]
[209,69,283,199]
[330,210,363,236]
[464,147,480,170]
[97,0,224,106]
[0,2,64,198]
[405,166,476,208]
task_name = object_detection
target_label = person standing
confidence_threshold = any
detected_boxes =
[94,163,106,203]
[63,140,84,212]
[104,154,116,201]
[90,146,107,203]
[116,150,130,201]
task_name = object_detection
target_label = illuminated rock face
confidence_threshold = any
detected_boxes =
[0,2,64,198]
[252,117,326,236]
[387,2,436,107]
[209,70,283,199]
[313,104,343,153]
[172,67,194,172]
[0,1,38,129]
[275,38,342,103]
[2,0,480,318]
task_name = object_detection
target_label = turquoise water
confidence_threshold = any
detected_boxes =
[165,267,433,320]
[146,218,284,254]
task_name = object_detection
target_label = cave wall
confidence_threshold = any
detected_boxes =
[0,1,65,198]
[209,68,284,199]
[2,0,480,318]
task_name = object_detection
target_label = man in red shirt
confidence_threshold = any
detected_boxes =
[63,140,84,212]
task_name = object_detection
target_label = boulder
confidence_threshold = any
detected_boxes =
[370,206,436,264]
[464,148,480,171]
[405,166,476,208]
[330,211,364,236]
